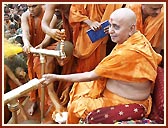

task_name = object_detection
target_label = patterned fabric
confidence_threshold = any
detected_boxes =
[148,66,164,123]
[85,103,145,124]
[114,118,156,124]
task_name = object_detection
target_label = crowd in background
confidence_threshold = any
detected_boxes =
[4,4,28,45]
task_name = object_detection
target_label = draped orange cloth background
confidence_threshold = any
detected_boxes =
[127,4,164,48]
[69,4,123,73]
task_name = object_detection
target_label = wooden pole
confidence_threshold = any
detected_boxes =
[40,54,45,122]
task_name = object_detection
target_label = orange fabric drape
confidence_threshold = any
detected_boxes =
[69,4,108,58]
[67,31,162,124]
[95,31,162,83]
[69,4,123,73]
[127,4,164,48]
[26,8,50,105]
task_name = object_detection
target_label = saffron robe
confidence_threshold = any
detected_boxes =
[127,4,164,48]
[26,8,52,109]
[67,31,162,123]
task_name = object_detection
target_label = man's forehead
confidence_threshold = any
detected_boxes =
[110,14,123,23]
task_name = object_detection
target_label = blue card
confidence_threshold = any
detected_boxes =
[87,20,110,43]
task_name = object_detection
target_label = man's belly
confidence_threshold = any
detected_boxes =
[106,79,152,101]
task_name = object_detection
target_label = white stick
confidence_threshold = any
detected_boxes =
[30,47,61,57]
[4,78,45,105]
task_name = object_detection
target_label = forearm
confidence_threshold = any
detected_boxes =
[41,5,56,35]
[47,84,61,108]
[51,71,99,82]
[41,23,52,35]
[13,78,22,86]
[8,71,22,86]
[21,12,31,46]
[39,35,51,48]
[22,35,31,46]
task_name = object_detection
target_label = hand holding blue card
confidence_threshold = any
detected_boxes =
[87,20,110,43]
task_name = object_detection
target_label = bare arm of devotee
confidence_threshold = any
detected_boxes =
[5,65,22,86]
[42,70,100,86]
[41,4,64,41]
[21,12,32,53]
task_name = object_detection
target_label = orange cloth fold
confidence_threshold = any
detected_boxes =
[95,31,162,83]
[69,4,108,58]
[69,4,123,73]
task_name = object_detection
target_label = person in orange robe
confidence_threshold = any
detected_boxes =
[21,4,58,118]
[41,4,77,121]
[41,8,162,124]
[69,4,123,73]
[126,4,164,67]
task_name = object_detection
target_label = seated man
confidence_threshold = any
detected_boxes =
[41,8,162,124]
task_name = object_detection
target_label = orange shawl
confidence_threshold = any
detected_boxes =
[127,4,164,48]
[95,31,162,83]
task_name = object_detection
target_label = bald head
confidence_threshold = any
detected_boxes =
[110,8,136,27]
[109,8,137,44]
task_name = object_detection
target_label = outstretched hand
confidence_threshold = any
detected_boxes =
[41,74,56,87]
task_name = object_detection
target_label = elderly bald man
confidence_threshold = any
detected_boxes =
[41,8,162,124]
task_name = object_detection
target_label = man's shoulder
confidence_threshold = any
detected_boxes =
[22,10,29,18]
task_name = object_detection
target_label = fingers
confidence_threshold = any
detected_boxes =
[91,25,101,31]
[23,45,31,53]
[90,22,101,31]
[104,26,110,34]
[53,29,66,41]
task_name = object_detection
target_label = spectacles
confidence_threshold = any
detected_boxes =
[28,5,38,8]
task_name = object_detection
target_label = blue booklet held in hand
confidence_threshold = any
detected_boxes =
[87,20,110,43]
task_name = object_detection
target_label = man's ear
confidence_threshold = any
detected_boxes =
[129,24,136,36]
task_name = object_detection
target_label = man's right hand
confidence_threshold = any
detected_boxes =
[23,44,32,54]
[50,29,66,42]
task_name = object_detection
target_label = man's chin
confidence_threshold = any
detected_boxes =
[111,38,117,43]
